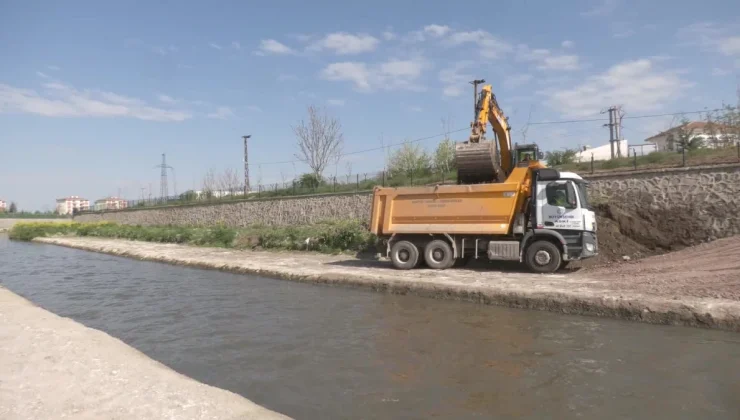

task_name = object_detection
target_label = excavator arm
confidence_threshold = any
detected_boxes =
[469,85,513,174]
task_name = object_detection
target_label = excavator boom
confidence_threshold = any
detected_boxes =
[455,83,525,184]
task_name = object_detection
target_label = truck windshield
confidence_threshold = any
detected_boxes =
[575,181,590,209]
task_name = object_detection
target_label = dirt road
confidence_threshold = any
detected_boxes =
[579,235,740,300]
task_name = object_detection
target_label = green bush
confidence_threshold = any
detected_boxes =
[9,220,375,254]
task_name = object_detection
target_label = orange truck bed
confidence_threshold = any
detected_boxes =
[370,182,524,237]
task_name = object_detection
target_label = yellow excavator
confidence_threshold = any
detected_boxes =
[455,82,544,185]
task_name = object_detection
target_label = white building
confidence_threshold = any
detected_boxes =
[93,196,128,211]
[0,199,6,212]
[56,196,90,215]
[574,139,629,162]
[645,121,739,151]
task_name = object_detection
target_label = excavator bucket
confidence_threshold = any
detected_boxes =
[455,140,505,185]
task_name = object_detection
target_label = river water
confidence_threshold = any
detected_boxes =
[1,235,739,419]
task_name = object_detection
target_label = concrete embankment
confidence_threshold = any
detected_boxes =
[36,237,740,332]
[0,286,290,419]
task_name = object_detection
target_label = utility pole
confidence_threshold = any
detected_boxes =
[243,135,251,195]
[602,106,617,159]
[469,79,486,120]
[615,106,624,158]
[154,153,173,199]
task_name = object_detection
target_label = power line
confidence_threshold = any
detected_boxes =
[252,108,725,166]
[255,126,470,166]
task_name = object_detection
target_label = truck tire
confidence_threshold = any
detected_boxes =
[525,240,562,274]
[423,239,454,269]
[391,241,419,270]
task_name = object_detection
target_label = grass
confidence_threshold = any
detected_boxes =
[9,220,377,254]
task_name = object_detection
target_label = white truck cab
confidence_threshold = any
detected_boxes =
[531,170,598,263]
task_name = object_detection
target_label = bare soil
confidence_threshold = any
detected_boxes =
[579,235,740,300]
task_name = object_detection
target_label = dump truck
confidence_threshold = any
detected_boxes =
[369,82,598,273]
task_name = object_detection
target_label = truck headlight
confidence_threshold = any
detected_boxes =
[585,243,594,252]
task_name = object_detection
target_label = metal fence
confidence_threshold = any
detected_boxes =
[560,143,740,175]
[81,143,740,214]
[82,169,457,213]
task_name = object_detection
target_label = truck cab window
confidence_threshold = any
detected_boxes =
[546,182,578,209]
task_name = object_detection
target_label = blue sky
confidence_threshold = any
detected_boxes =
[1,0,739,210]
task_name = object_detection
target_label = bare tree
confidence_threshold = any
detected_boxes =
[345,161,353,183]
[201,169,217,199]
[292,105,344,179]
[219,168,241,195]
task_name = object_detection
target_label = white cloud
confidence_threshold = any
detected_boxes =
[718,36,740,56]
[207,106,235,119]
[327,99,345,106]
[382,31,396,41]
[445,30,512,59]
[438,61,474,97]
[257,39,295,55]
[711,68,730,76]
[443,86,463,97]
[209,43,223,50]
[423,24,451,38]
[320,57,428,92]
[277,73,298,81]
[47,65,61,71]
[0,82,191,122]
[581,0,619,17]
[544,59,690,117]
[538,55,580,71]
[157,94,176,104]
[678,22,740,57]
[504,74,533,89]
[561,40,574,49]
[231,41,241,50]
[517,45,580,71]
[308,32,379,55]
[36,71,50,79]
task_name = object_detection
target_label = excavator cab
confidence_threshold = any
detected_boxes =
[513,144,543,167]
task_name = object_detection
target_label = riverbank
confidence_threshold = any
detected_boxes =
[0,218,68,233]
[0,286,289,419]
[35,236,740,332]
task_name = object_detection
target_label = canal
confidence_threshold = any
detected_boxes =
[1,235,739,419]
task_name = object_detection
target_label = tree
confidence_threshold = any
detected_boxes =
[389,140,431,177]
[292,105,344,179]
[297,173,322,189]
[8,202,17,213]
[673,116,705,152]
[544,149,577,166]
[201,169,217,198]
[433,138,456,174]
[180,190,198,201]
[217,168,241,195]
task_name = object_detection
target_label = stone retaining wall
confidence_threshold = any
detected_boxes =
[76,164,740,242]
[75,193,373,227]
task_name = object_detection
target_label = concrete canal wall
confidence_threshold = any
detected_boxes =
[0,286,289,420]
[74,164,740,244]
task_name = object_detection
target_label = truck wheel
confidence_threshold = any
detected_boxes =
[423,239,454,269]
[525,240,562,274]
[390,241,419,270]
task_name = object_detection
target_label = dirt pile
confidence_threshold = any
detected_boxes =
[575,202,711,268]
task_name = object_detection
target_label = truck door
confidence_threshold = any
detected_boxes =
[536,180,584,230]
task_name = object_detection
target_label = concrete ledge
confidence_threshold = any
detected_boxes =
[0,286,290,420]
[34,237,740,332]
